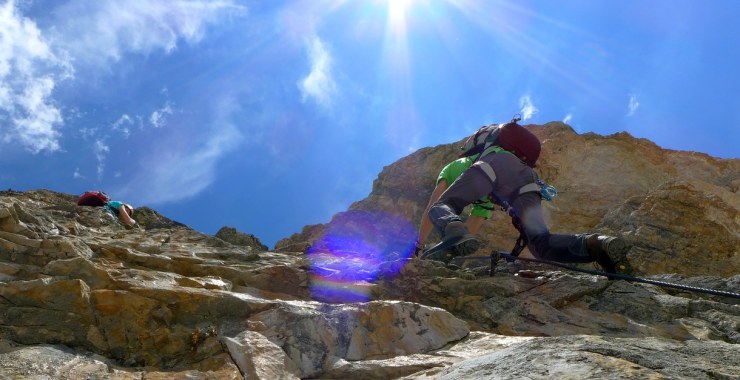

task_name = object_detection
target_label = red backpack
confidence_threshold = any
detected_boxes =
[77,191,111,207]
[459,116,541,167]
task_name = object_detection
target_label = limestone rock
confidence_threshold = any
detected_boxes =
[133,206,188,230]
[375,259,740,341]
[423,334,740,380]
[599,179,739,276]
[215,226,268,251]
[247,300,470,378]
[274,222,328,253]
[2,189,481,378]
[222,330,301,379]
[0,340,243,379]
[0,343,113,380]
[0,123,738,379]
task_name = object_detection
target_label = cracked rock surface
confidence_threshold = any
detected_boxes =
[1,122,739,379]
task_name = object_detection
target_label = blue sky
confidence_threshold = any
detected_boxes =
[1,0,738,248]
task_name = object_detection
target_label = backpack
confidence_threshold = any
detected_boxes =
[77,191,111,207]
[459,116,541,167]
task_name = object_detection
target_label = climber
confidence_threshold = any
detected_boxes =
[422,117,631,273]
[415,156,494,256]
[104,200,137,226]
[77,191,137,227]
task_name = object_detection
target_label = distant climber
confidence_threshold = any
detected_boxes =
[421,116,631,273]
[77,191,137,227]
[415,156,494,256]
[104,200,137,227]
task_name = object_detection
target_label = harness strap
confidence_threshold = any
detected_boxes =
[472,161,497,184]
[480,145,513,159]
[493,182,540,213]
[473,162,543,195]
[518,182,540,195]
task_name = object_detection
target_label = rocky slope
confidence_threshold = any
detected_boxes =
[276,122,740,277]
[0,123,738,379]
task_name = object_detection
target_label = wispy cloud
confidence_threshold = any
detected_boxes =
[150,102,174,128]
[93,139,110,180]
[52,0,245,66]
[563,113,573,123]
[299,36,337,109]
[0,1,73,153]
[627,94,640,116]
[111,114,135,138]
[77,101,173,181]
[519,95,539,121]
[120,97,242,204]
[130,125,241,204]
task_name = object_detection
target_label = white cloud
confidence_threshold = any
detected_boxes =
[299,36,337,108]
[53,0,245,66]
[1,0,241,154]
[563,113,573,123]
[73,168,84,179]
[112,114,134,137]
[0,0,73,153]
[627,94,640,116]
[150,102,174,128]
[519,95,539,121]
[93,139,110,180]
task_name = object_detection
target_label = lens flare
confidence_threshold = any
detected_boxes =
[307,210,417,303]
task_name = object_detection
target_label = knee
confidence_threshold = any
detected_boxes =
[432,199,464,216]
[428,201,450,219]
[528,232,550,259]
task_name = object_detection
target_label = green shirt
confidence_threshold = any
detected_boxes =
[437,157,495,218]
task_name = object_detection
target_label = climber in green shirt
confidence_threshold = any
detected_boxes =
[415,156,494,255]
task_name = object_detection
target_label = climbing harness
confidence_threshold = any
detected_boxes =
[480,179,556,262]
[454,251,740,300]
[538,180,558,201]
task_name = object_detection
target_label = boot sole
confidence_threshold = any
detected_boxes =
[420,238,458,263]
[598,237,632,275]
[605,238,632,259]
[419,250,454,264]
[421,235,482,263]
[453,237,482,256]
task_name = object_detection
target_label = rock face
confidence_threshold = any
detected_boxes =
[275,122,740,278]
[0,190,470,379]
[422,334,740,380]
[215,226,268,251]
[0,124,739,379]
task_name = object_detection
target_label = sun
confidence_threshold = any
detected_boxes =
[388,0,416,14]
[386,0,415,33]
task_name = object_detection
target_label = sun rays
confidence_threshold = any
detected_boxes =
[375,0,610,109]
[386,0,414,32]
[281,0,613,147]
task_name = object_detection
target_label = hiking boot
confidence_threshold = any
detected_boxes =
[452,237,483,256]
[586,234,631,274]
[420,221,482,264]
[443,221,482,256]
[419,248,455,265]
[443,221,468,239]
